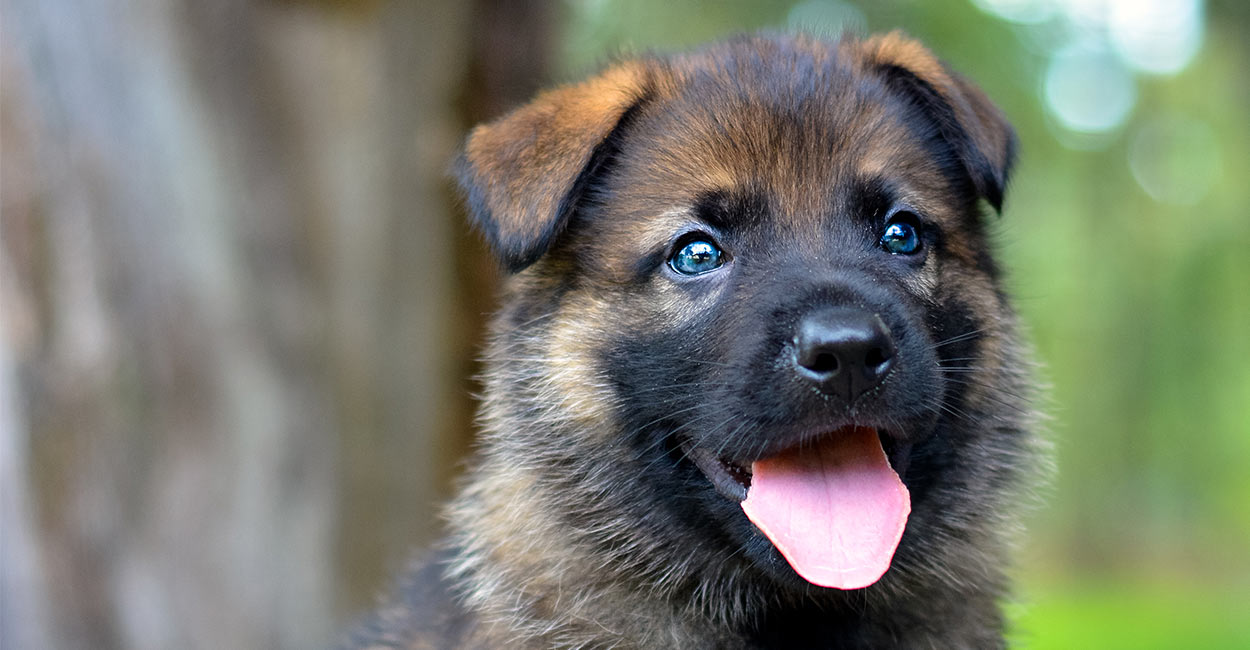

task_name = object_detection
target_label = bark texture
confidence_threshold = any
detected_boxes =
[0,0,548,647]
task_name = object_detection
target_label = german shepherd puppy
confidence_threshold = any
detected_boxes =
[347,32,1043,649]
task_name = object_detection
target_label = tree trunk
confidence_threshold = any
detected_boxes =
[0,0,548,647]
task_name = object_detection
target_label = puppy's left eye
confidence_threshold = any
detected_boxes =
[669,239,725,275]
[880,215,922,255]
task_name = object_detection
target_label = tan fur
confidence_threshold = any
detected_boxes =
[459,61,652,270]
[860,31,1016,208]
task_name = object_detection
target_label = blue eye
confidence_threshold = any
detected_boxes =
[880,217,922,255]
[669,238,725,275]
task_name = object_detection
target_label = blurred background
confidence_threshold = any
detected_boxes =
[2,0,1247,647]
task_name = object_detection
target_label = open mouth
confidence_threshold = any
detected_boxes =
[683,443,753,502]
[681,428,913,503]
[681,426,913,590]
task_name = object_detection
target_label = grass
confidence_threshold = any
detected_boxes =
[1010,576,1250,649]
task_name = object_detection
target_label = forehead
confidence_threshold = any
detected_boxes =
[609,40,957,224]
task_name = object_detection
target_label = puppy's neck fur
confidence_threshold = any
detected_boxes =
[444,441,1013,649]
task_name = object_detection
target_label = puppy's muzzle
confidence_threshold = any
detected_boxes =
[793,307,896,402]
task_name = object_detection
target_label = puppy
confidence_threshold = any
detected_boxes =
[346,32,1044,649]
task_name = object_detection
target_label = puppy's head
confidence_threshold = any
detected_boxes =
[457,33,1023,599]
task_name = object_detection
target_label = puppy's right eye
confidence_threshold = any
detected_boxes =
[880,214,922,255]
[669,238,725,275]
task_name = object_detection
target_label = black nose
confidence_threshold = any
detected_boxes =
[794,307,896,402]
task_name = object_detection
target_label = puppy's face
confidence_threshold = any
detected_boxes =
[458,34,1020,595]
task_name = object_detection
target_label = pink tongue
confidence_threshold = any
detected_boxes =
[740,426,910,590]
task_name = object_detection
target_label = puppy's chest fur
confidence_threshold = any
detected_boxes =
[345,32,1042,650]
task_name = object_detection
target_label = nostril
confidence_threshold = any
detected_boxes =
[793,307,897,398]
[864,346,890,370]
[806,351,839,375]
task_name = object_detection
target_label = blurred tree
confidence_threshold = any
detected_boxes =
[0,0,551,647]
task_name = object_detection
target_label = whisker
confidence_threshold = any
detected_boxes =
[934,400,974,422]
[939,377,1032,416]
[710,418,757,461]
[672,358,736,368]
[621,381,737,396]
[932,328,988,349]
[628,410,747,477]
[636,411,743,476]
[508,309,561,330]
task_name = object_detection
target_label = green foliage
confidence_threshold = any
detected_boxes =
[1010,578,1250,649]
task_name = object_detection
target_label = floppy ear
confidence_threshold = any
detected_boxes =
[455,62,652,272]
[862,32,1017,212]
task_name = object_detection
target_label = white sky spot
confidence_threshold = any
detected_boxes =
[1129,115,1221,205]
[1108,0,1204,75]
[1044,43,1137,133]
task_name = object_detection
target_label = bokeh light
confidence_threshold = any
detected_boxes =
[1044,43,1136,134]
[1128,115,1221,205]
[973,0,1206,141]
[1108,0,1203,75]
